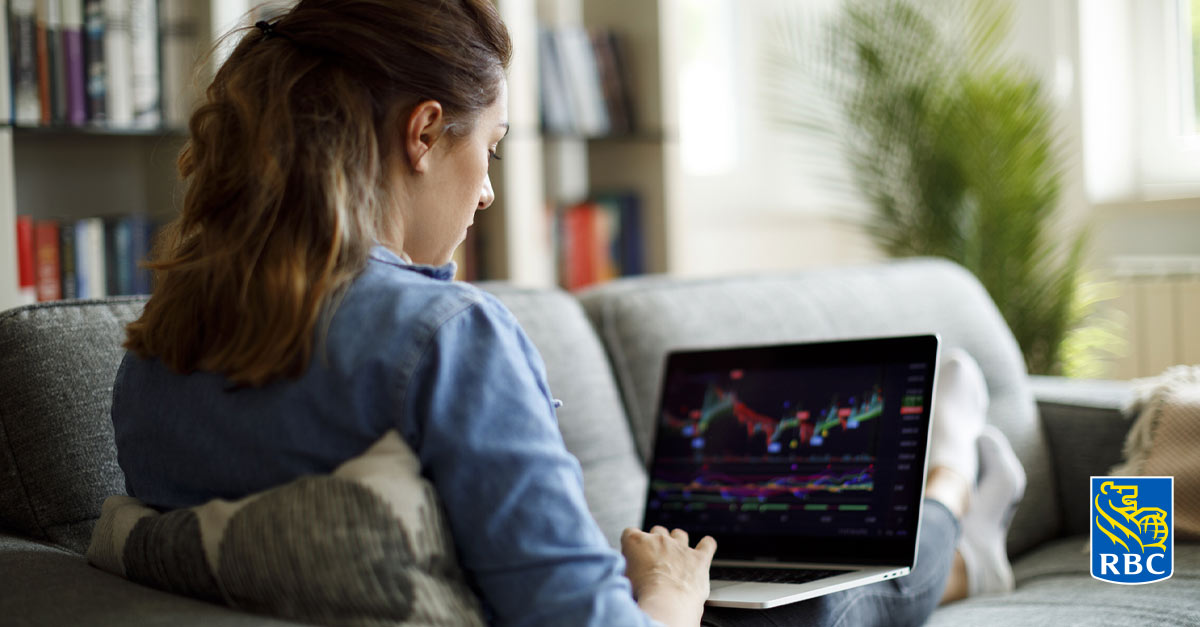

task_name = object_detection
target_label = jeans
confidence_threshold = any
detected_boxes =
[702,499,959,627]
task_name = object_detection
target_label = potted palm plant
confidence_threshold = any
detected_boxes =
[767,0,1090,375]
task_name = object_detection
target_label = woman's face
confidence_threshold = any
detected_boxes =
[402,80,509,266]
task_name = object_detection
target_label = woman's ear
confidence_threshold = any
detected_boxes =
[405,100,445,173]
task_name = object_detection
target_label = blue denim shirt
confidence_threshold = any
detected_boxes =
[112,245,658,627]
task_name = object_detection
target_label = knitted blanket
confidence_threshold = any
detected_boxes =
[1112,365,1200,541]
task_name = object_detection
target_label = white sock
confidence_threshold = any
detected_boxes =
[959,425,1026,596]
[929,348,988,485]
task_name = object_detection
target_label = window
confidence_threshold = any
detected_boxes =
[1190,0,1200,132]
[1080,0,1200,201]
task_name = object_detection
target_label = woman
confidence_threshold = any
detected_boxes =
[113,1,1023,626]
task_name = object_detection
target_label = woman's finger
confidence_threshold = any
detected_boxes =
[696,535,718,558]
[670,528,689,544]
[650,525,670,536]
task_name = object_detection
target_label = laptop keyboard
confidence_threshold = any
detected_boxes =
[709,566,842,584]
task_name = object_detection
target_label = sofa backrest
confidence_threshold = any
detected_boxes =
[477,284,646,547]
[0,298,145,553]
[578,258,1057,557]
[0,287,646,554]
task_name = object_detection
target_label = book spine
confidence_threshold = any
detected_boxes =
[591,30,634,136]
[128,0,157,127]
[538,28,573,135]
[34,219,61,301]
[127,213,150,293]
[45,0,67,123]
[35,0,50,124]
[83,0,105,123]
[61,0,85,125]
[0,0,11,124]
[562,203,598,291]
[555,26,609,137]
[159,0,201,128]
[80,217,106,296]
[59,218,77,299]
[73,219,89,297]
[102,0,131,127]
[103,217,131,295]
[11,0,41,125]
[622,192,644,276]
[16,215,38,305]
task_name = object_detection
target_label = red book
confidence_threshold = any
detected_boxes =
[562,203,598,291]
[34,220,62,301]
[36,5,51,125]
[16,216,38,304]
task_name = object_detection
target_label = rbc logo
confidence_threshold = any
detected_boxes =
[1091,476,1173,584]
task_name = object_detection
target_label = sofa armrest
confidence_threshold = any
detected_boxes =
[1029,376,1136,538]
[0,532,299,626]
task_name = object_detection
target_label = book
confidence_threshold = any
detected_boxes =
[0,0,10,124]
[554,26,609,137]
[59,218,77,299]
[74,217,106,297]
[83,0,106,123]
[11,0,41,125]
[128,0,157,127]
[590,30,635,136]
[34,0,50,124]
[104,216,131,295]
[62,0,87,125]
[34,219,61,301]
[127,213,151,294]
[538,28,574,135]
[102,0,132,127]
[159,0,201,128]
[16,216,38,305]
[595,190,644,276]
[560,202,598,291]
[43,0,67,123]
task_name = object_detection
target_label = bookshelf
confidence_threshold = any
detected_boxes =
[0,0,678,310]
[0,0,214,311]
[486,0,674,286]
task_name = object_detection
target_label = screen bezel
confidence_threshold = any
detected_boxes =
[641,334,940,567]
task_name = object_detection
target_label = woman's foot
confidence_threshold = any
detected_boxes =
[929,348,989,489]
[958,425,1026,596]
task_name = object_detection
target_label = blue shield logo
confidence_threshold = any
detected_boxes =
[1091,476,1173,584]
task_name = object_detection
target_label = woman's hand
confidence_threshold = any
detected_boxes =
[621,526,717,627]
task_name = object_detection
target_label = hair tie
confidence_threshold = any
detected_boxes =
[255,20,285,40]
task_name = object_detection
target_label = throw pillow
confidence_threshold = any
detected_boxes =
[87,430,486,626]
[1111,365,1200,541]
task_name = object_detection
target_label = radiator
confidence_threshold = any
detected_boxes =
[1109,256,1200,379]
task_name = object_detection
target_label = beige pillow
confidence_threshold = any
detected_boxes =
[1112,365,1200,541]
[87,430,486,626]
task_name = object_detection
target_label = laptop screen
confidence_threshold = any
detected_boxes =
[642,335,939,567]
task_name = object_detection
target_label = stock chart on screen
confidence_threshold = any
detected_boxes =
[645,361,929,539]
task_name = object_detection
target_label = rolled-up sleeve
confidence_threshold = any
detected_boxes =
[404,295,659,627]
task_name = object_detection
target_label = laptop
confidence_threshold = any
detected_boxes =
[641,334,941,609]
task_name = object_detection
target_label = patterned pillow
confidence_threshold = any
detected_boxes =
[87,430,486,626]
[1112,365,1200,541]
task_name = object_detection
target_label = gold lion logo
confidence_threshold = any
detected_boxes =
[1094,481,1169,553]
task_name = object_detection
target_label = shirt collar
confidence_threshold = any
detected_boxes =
[368,245,458,282]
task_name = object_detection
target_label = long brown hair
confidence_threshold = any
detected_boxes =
[125,0,511,386]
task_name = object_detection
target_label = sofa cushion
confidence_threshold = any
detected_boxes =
[87,430,486,626]
[0,533,301,626]
[479,284,647,546]
[927,536,1200,626]
[0,298,147,554]
[1031,375,1135,538]
[578,258,1056,556]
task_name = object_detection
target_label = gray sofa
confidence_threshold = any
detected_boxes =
[1,258,1196,626]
